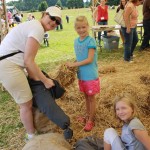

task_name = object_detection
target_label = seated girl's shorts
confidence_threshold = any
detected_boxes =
[78,78,100,96]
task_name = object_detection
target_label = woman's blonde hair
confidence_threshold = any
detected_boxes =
[74,16,89,27]
[113,93,139,121]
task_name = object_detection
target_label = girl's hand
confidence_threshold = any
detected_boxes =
[126,28,131,33]
[66,62,76,68]
[43,78,55,89]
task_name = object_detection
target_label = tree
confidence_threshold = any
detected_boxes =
[66,0,84,9]
[78,0,84,8]
[107,0,120,6]
[38,1,48,11]
[61,0,67,6]
[66,0,74,9]
[56,0,63,8]
[84,0,91,8]
[46,0,58,6]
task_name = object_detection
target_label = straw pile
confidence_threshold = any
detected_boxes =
[51,50,150,144]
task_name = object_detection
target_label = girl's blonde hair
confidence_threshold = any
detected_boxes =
[74,16,89,27]
[113,93,139,121]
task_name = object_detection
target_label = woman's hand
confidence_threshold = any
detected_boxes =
[43,78,55,89]
[126,28,131,33]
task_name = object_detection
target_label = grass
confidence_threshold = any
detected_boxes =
[0,6,143,149]
[30,6,142,70]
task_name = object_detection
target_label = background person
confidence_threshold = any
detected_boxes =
[104,93,150,150]
[116,0,128,44]
[66,16,100,132]
[43,32,49,46]
[93,0,108,46]
[139,0,150,51]
[66,15,69,23]
[13,13,21,24]
[121,0,140,62]
[7,10,14,27]
[27,13,33,21]
[0,6,62,141]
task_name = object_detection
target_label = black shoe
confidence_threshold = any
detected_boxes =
[63,128,73,140]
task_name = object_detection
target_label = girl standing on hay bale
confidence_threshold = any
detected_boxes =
[66,16,100,132]
[0,6,62,141]
[104,93,150,150]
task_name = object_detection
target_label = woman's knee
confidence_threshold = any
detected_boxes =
[19,100,33,111]
[104,128,118,145]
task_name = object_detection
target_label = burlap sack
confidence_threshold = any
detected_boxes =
[22,133,71,150]
[33,107,58,133]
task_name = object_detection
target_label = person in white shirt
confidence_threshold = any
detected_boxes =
[0,6,62,141]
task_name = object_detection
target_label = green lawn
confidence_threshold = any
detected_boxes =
[22,6,143,71]
[0,6,143,149]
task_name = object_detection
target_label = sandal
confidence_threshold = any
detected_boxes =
[84,121,95,131]
[77,116,87,124]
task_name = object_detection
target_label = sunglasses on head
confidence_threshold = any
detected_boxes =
[49,15,61,25]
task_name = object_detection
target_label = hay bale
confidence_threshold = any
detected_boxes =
[48,64,77,88]
[33,107,58,133]
[22,133,71,150]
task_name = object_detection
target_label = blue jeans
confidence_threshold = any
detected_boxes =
[121,27,138,61]
[140,19,150,49]
[98,21,108,42]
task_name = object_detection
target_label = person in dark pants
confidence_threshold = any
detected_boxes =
[139,0,150,51]
[66,15,69,23]
[13,13,21,23]
[43,32,49,46]
[56,23,63,30]
[93,0,108,46]
[121,0,141,62]
[28,73,73,140]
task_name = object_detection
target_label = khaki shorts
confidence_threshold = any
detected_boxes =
[0,59,32,104]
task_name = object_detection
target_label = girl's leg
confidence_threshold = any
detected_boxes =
[84,94,95,131]
[84,94,90,117]
[84,94,96,121]
[104,142,111,150]
[88,95,96,122]
[104,128,126,150]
